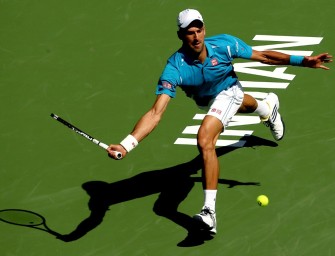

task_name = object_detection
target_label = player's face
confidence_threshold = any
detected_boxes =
[182,23,206,54]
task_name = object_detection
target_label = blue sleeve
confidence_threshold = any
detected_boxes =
[226,35,253,59]
[155,62,180,98]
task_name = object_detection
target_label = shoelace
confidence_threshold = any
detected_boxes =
[200,207,215,216]
[263,120,275,129]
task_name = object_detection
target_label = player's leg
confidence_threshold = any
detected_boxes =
[194,115,221,234]
[238,93,268,115]
[193,83,244,234]
[237,93,258,113]
[239,93,285,141]
[197,115,222,190]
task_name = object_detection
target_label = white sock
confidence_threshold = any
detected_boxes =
[203,190,217,212]
[254,100,270,118]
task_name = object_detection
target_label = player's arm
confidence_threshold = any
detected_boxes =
[107,94,171,159]
[250,50,332,70]
[131,93,171,141]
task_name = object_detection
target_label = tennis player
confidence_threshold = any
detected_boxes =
[108,9,332,234]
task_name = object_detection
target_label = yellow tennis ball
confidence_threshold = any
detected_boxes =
[257,195,269,206]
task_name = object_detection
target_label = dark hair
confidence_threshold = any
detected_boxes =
[177,20,204,40]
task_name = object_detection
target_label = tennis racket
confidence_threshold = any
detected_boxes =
[0,209,60,236]
[51,113,122,159]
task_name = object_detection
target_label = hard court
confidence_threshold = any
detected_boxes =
[1,0,335,255]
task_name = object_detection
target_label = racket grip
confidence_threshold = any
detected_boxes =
[112,151,123,160]
[99,143,122,159]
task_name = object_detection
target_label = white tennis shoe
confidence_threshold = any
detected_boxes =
[193,207,217,234]
[261,93,285,141]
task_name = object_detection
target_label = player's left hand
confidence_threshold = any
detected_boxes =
[303,53,333,70]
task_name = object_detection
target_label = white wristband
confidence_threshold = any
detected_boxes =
[120,134,138,152]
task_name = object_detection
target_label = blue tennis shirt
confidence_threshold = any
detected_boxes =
[156,34,253,106]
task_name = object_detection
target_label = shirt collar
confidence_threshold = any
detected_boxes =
[179,41,215,64]
[205,41,215,58]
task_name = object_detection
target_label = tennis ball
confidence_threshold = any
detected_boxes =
[257,195,269,206]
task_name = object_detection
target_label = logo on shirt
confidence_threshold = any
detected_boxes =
[211,58,218,66]
[162,81,172,89]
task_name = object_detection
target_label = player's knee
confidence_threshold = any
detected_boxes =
[197,131,215,152]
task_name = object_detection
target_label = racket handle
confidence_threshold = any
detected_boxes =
[99,142,122,159]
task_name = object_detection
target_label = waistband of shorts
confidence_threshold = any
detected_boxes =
[192,83,241,107]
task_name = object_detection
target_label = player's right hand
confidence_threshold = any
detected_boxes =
[107,144,127,160]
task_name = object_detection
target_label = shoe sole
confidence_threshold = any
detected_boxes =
[266,93,285,141]
[275,116,285,141]
[193,215,217,234]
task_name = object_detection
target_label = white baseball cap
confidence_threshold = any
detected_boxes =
[177,9,204,30]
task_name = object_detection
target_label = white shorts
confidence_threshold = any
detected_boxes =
[198,82,244,128]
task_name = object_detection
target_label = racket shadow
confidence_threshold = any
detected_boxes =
[56,135,277,246]
[0,209,61,237]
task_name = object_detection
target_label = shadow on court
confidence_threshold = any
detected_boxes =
[1,135,277,247]
[54,135,277,247]
[0,209,61,237]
